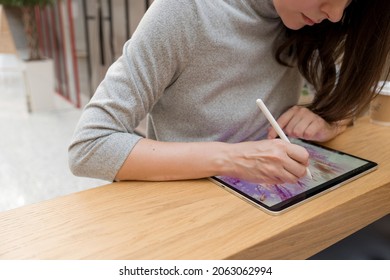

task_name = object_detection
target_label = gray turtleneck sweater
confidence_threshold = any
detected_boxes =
[68,0,303,181]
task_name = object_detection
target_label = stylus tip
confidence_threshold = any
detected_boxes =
[306,167,313,180]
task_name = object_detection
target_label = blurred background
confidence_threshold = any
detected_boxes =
[0,0,152,212]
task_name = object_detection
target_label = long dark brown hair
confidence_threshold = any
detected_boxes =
[275,0,390,122]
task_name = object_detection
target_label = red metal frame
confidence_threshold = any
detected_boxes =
[67,0,81,108]
[34,0,81,107]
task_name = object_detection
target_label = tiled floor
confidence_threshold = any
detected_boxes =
[0,54,108,212]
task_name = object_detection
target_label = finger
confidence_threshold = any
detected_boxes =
[276,106,297,131]
[288,117,313,139]
[259,170,298,185]
[286,144,310,166]
[283,108,317,138]
[305,118,343,142]
[283,157,308,180]
[267,126,278,139]
[267,107,296,139]
[262,176,285,185]
[277,106,313,138]
[265,143,309,183]
[270,166,303,184]
[301,120,320,140]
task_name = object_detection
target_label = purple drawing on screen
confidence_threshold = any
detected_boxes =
[216,138,368,207]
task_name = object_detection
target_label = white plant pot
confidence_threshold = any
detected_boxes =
[23,59,55,112]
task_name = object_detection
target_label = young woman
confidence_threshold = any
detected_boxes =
[69,0,390,184]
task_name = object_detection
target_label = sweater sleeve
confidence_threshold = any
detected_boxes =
[68,0,199,181]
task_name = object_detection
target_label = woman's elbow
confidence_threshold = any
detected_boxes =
[68,144,88,177]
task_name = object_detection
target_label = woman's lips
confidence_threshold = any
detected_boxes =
[302,13,316,26]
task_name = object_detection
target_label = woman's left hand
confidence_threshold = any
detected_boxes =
[267,106,349,142]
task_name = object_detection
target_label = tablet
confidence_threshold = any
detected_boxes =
[210,138,378,215]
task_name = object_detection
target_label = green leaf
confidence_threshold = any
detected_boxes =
[0,0,54,7]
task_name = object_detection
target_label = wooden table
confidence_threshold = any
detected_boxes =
[1,116,389,259]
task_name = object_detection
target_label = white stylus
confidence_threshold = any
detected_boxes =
[256,98,312,180]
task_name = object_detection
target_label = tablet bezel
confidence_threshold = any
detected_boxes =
[209,139,378,215]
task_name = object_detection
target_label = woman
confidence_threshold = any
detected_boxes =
[69,0,390,184]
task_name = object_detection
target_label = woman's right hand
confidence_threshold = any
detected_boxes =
[222,139,310,185]
[115,138,309,184]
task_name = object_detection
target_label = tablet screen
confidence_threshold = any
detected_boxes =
[211,138,377,214]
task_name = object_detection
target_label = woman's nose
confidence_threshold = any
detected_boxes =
[320,2,345,23]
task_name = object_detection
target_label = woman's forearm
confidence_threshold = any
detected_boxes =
[115,137,310,184]
[115,138,231,181]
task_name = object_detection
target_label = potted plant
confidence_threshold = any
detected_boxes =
[0,0,55,112]
[0,0,54,60]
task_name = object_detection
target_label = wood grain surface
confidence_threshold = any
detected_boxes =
[0,117,389,259]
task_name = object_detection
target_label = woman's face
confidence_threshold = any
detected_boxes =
[272,0,352,30]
